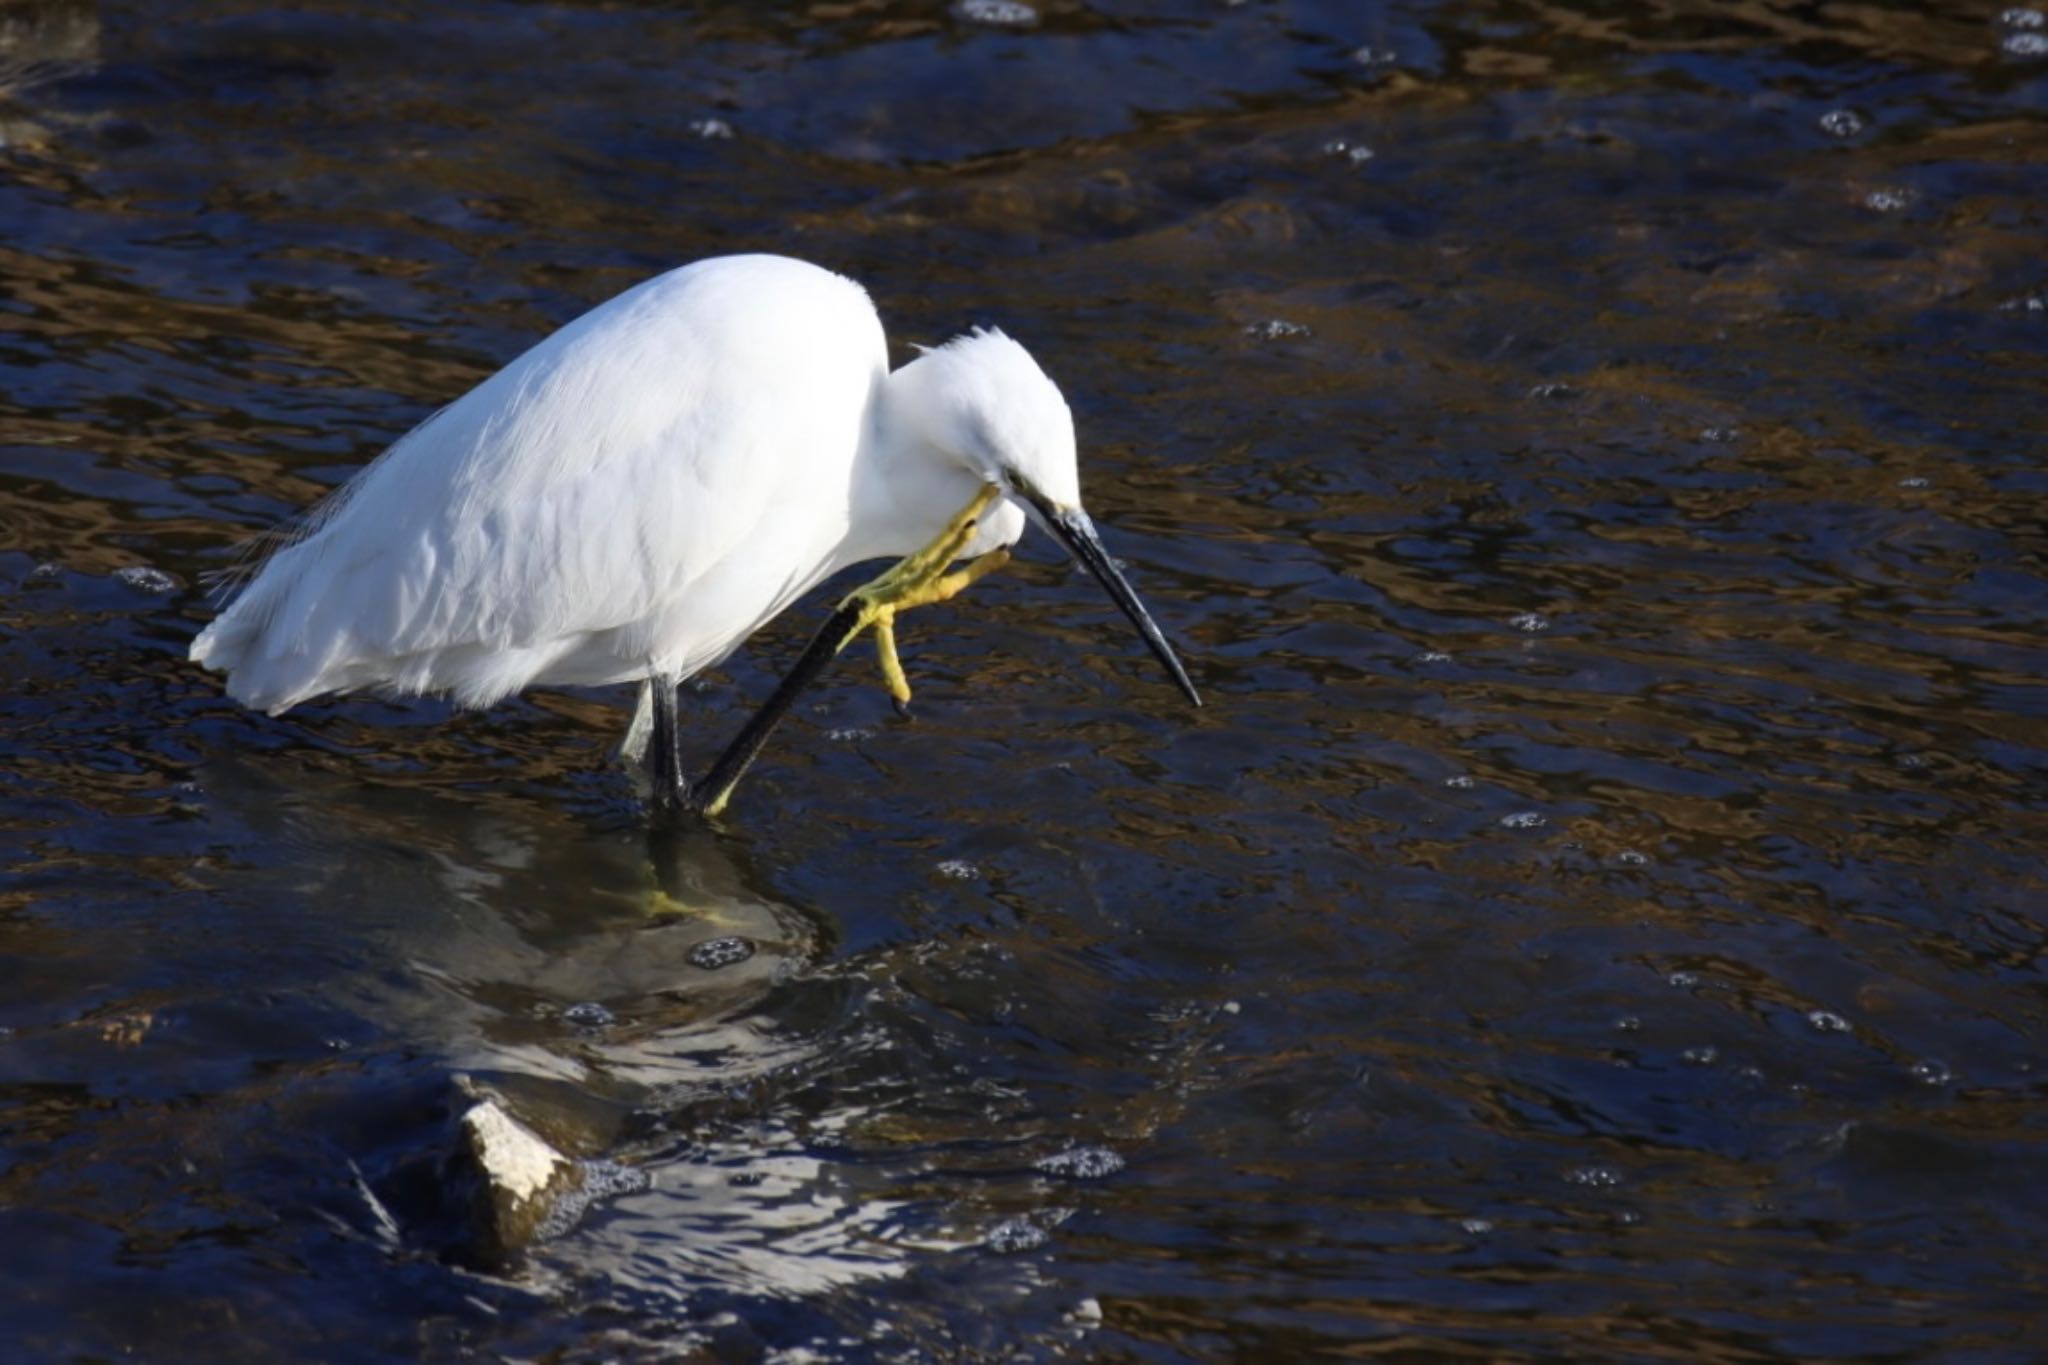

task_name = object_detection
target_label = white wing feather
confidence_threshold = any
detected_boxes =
[190,255,886,714]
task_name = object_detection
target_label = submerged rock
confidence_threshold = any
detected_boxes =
[455,1081,586,1264]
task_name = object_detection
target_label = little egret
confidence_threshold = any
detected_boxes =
[190,253,1200,815]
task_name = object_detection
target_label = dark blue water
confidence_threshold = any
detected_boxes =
[2,1,2044,1358]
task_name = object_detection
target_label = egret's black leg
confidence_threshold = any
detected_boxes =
[696,600,865,818]
[647,675,692,813]
[695,483,1009,819]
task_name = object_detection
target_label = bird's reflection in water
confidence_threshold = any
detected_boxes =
[187,743,924,1282]
[192,744,819,1060]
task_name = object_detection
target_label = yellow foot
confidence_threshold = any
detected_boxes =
[864,548,1011,706]
[833,483,1011,707]
[692,483,1014,819]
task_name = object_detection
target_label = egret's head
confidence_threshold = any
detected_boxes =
[893,328,1082,510]
[890,326,1202,708]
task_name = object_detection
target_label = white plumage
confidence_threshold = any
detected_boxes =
[191,252,1197,803]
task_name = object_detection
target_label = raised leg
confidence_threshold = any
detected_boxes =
[695,482,1009,818]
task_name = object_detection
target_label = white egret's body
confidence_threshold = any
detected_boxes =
[195,256,1031,712]
[192,253,1196,811]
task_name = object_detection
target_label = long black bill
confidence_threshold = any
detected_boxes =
[1030,494,1202,708]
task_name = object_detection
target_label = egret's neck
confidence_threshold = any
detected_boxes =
[841,369,997,568]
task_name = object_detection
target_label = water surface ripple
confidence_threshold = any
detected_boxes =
[1,0,2043,1359]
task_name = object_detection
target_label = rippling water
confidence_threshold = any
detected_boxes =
[3,0,2044,1359]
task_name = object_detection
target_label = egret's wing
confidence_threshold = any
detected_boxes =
[191,257,886,713]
